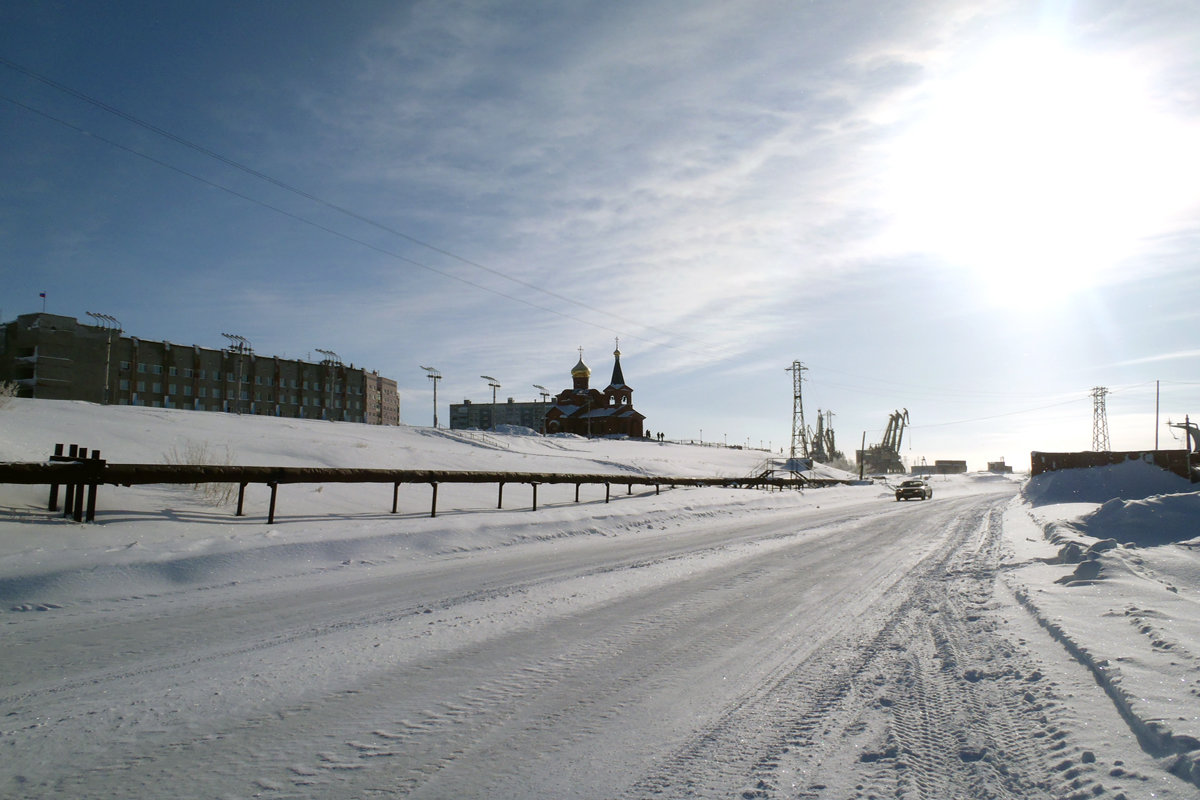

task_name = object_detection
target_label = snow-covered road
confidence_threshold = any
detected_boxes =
[5,479,1184,798]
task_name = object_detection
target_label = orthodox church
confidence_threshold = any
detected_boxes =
[544,342,645,438]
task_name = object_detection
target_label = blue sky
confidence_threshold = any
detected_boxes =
[3,1,1199,468]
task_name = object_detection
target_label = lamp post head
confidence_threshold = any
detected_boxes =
[221,333,251,353]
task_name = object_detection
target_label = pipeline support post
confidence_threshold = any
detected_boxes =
[71,448,87,522]
[47,443,64,511]
[63,444,79,517]
[267,482,278,525]
[236,483,248,517]
[531,482,539,511]
[430,482,438,518]
[392,482,400,514]
[85,450,102,522]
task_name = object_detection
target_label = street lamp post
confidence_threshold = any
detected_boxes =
[533,384,550,434]
[421,366,442,428]
[221,333,252,414]
[481,375,500,430]
[86,312,121,405]
[316,349,342,421]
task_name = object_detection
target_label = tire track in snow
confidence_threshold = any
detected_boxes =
[626,500,1121,799]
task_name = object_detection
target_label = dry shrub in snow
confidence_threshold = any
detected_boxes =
[163,440,237,506]
[0,381,18,409]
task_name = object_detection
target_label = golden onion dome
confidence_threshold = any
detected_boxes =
[571,356,591,378]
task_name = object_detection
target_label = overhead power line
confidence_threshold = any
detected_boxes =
[0,56,692,348]
[1,92,654,343]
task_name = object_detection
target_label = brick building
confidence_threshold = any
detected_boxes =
[0,313,400,424]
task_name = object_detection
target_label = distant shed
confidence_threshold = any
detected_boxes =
[910,460,968,475]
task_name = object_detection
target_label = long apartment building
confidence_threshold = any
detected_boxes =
[0,312,400,425]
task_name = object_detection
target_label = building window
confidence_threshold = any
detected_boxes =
[153,382,162,393]
[183,385,193,397]
[168,384,176,395]
[138,364,147,373]
[183,368,193,378]
[168,366,178,376]
[119,379,129,391]
[151,365,163,375]
[137,381,146,392]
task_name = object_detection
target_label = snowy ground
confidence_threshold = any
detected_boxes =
[2,400,1199,798]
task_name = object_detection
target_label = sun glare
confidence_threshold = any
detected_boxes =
[881,37,1200,306]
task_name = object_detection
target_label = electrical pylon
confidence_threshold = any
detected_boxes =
[1091,386,1110,451]
[786,361,810,461]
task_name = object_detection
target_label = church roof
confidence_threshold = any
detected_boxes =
[607,345,627,390]
[548,402,644,421]
[571,356,591,378]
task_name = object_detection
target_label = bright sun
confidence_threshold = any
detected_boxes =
[881,36,1199,305]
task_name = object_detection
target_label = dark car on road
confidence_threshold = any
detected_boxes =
[895,478,933,501]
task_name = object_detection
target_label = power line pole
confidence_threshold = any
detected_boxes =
[786,361,810,462]
[421,366,442,428]
[1091,386,1110,451]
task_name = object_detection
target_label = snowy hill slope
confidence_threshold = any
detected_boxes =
[0,399,866,585]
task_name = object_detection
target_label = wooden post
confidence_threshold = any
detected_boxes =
[605,482,611,503]
[48,443,63,511]
[655,484,660,495]
[63,444,78,517]
[859,431,866,481]
[430,482,438,518]
[72,448,86,522]
[627,481,632,495]
[267,482,278,524]
[498,481,504,509]
[531,482,539,511]
[392,482,400,513]
[574,483,580,502]
[236,482,248,517]
[85,450,101,523]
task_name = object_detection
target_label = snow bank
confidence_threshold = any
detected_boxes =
[1023,457,1193,506]
[1004,460,1200,784]
[1079,492,1200,547]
